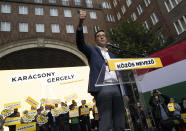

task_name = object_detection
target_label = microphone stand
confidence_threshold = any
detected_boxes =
[107,43,146,57]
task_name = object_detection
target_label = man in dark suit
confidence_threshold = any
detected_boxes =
[76,10,127,131]
[79,100,91,131]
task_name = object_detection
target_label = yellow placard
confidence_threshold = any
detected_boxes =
[41,110,50,116]
[36,115,48,125]
[16,122,36,131]
[4,117,21,126]
[25,96,39,108]
[64,94,78,102]
[146,118,152,128]
[181,113,186,123]
[4,102,21,109]
[1,108,14,117]
[86,102,93,109]
[167,103,175,111]
[51,108,62,117]
[28,110,37,116]
[61,106,69,113]
[69,109,79,118]
[41,98,60,105]
[22,114,35,123]
[80,108,90,115]
[107,58,163,71]
[93,106,98,114]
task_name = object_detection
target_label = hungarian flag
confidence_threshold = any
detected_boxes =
[134,40,186,105]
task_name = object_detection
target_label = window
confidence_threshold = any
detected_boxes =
[102,2,111,9]
[164,0,183,12]
[83,25,88,33]
[48,0,56,3]
[74,0,81,6]
[89,12,97,19]
[110,14,115,22]
[108,3,112,9]
[106,14,110,22]
[93,25,99,33]
[173,15,186,35]
[144,0,151,7]
[137,4,143,15]
[19,23,28,32]
[51,24,60,33]
[1,4,11,13]
[19,6,28,15]
[66,25,74,33]
[131,12,137,21]
[1,22,11,32]
[117,12,121,20]
[62,0,70,6]
[150,12,159,25]
[113,0,117,7]
[34,0,42,3]
[126,0,132,7]
[143,20,149,30]
[35,8,43,16]
[86,0,93,8]
[121,5,126,15]
[36,24,44,32]
[64,9,72,17]
[50,8,58,16]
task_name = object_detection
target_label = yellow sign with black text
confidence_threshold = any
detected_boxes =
[107,58,163,71]
[16,122,36,131]
[80,108,90,115]
[181,113,186,123]
[1,108,14,117]
[4,102,21,109]
[25,96,39,108]
[69,109,79,118]
[4,117,21,126]
[168,103,175,112]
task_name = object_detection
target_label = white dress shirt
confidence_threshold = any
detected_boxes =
[97,46,118,83]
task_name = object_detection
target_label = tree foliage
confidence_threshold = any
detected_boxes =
[108,19,168,57]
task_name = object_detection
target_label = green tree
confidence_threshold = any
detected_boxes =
[108,19,168,57]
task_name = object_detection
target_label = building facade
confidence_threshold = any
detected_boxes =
[0,0,185,70]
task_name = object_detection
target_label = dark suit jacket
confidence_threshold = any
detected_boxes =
[76,28,116,95]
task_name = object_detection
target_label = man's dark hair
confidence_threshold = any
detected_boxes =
[94,30,105,39]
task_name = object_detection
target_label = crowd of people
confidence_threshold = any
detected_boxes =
[0,99,99,131]
[148,90,186,131]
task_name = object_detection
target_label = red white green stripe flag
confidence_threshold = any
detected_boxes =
[134,40,186,101]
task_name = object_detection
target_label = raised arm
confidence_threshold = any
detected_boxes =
[76,10,91,58]
[149,90,155,107]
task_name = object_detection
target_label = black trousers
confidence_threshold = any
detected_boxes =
[95,85,125,131]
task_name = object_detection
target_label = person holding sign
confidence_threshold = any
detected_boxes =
[7,108,20,131]
[76,10,127,131]
[79,100,91,131]
[69,104,81,131]
[180,98,186,130]
[149,90,177,131]
[0,115,4,131]
[92,98,99,131]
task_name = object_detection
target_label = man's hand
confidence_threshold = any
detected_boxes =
[79,10,87,27]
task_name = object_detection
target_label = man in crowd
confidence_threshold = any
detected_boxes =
[149,90,176,130]
[76,10,127,131]
[7,108,20,131]
[58,102,70,131]
[79,100,91,131]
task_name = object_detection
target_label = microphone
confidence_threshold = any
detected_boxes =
[106,43,120,49]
